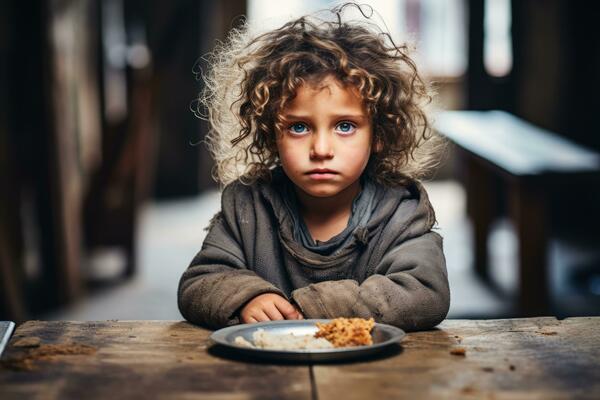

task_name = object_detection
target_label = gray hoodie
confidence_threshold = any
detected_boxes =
[177,167,450,331]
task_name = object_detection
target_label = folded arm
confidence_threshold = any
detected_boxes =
[291,231,450,331]
[177,210,285,329]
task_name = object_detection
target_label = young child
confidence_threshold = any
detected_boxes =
[178,4,450,331]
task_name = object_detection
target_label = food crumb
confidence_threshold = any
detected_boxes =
[13,337,41,348]
[450,347,467,356]
[1,357,36,371]
[0,343,97,372]
[31,343,97,358]
[509,364,516,371]
[461,386,476,394]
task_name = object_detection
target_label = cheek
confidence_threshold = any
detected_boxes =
[345,139,372,161]
[276,140,301,167]
[343,141,372,173]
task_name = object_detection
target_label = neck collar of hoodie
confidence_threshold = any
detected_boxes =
[258,166,435,268]
[280,171,378,257]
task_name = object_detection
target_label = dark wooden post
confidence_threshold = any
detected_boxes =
[510,179,549,316]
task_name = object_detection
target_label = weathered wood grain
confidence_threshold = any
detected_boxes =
[1,318,599,399]
[0,321,312,400]
[313,317,600,400]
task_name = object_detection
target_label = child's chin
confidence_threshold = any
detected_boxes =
[301,187,342,198]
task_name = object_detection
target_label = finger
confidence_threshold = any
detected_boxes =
[292,305,304,320]
[253,310,271,322]
[241,310,256,324]
[263,303,285,321]
[241,312,257,324]
[283,307,301,320]
[286,312,300,320]
[273,298,297,319]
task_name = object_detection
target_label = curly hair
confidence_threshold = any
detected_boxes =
[195,3,443,187]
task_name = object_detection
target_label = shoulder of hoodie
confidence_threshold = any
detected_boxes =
[379,178,437,234]
[370,175,427,205]
[219,173,278,217]
[221,178,252,198]
[220,178,258,211]
[221,166,288,204]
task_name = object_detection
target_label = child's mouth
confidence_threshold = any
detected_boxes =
[306,169,339,180]
[307,172,337,180]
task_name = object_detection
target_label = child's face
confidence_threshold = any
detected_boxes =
[276,75,373,199]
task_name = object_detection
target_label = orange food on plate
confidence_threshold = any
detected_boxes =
[314,317,375,347]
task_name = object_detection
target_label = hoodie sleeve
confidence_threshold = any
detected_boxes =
[177,183,286,329]
[290,231,450,331]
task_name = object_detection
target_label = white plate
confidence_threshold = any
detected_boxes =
[209,319,405,362]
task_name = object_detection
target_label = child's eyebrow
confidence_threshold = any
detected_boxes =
[282,114,367,121]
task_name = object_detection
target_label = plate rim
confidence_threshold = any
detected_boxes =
[209,318,405,354]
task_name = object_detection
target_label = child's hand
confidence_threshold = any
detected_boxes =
[240,293,304,323]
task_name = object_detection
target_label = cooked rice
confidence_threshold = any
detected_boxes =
[234,328,334,350]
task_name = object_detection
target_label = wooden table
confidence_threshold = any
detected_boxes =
[1,318,599,399]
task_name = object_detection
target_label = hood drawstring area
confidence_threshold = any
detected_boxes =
[353,227,369,247]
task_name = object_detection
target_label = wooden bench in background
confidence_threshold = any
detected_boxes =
[436,110,600,316]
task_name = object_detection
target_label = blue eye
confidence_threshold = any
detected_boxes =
[336,122,356,134]
[289,123,308,135]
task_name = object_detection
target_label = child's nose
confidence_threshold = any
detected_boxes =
[309,132,334,160]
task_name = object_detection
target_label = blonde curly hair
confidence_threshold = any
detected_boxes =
[195,3,443,188]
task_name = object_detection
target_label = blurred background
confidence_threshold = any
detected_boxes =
[1,0,599,323]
